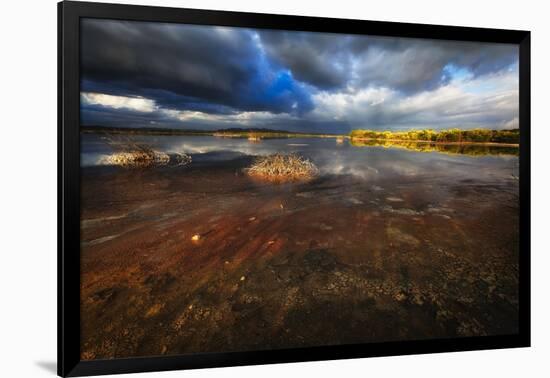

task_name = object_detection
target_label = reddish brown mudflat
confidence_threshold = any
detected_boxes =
[80,157,519,360]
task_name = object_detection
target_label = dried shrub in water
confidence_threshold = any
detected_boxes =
[245,153,318,182]
[99,135,191,168]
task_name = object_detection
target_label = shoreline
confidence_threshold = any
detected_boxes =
[80,129,518,147]
[80,128,342,139]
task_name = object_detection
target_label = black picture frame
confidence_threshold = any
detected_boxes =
[58,1,531,376]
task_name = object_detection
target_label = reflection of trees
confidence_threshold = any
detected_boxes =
[350,128,520,144]
[349,139,519,157]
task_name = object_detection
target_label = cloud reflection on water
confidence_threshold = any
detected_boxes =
[81,135,518,183]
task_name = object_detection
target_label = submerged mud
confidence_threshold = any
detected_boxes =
[80,152,519,360]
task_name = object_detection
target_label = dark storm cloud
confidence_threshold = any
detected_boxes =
[352,37,518,93]
[81,79,238,115]
[259,32,517,93]
[81,19,518,132]
[81,19,313,115]
[81,100,349,133]
[258,31,351,90]
[81,102,184,129]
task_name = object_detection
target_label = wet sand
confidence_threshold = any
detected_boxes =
[80,155,519,360]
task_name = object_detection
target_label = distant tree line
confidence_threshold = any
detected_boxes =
[349,128,519,144]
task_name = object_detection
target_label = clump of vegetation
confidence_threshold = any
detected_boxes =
[245,153,319,182]
[101,150,169,167]
[100,136,191,168]
[350,128,519,144]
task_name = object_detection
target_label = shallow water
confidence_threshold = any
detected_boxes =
[82,134,518,180]
[79,134,519,360]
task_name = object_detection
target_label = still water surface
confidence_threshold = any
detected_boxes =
[81,134,518,183]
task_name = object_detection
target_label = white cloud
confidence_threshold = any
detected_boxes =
[309,68,519,130]
[312,87,395,121]
[160,108,298,126]
[81,92,156,112]
[501,117,519,129]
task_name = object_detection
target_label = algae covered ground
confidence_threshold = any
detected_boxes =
[80,135,519,360]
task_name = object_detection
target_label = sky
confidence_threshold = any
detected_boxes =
[80,19,519,134]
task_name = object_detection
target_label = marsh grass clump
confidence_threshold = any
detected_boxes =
[101,150,170,167]
[246,153,319,182]
[100,136,191,168]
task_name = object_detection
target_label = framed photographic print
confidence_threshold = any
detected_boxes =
[58,1,530,376]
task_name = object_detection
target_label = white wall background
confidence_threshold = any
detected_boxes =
[1,0,548,376]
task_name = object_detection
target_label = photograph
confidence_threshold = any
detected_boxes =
[78,18,520,360]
